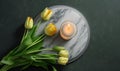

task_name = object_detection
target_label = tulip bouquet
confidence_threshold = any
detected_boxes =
[0,8,69,71]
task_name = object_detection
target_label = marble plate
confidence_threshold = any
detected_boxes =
[34,5,90,63]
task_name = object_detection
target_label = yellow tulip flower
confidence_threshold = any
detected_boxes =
[41,7,53,20]
[58,57,68,65]
[44,23,57,36]
[25,17,33,29]
[59,50,69,57]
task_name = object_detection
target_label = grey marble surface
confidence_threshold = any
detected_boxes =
[34,5,90,63]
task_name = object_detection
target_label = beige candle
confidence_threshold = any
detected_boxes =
[60,21,77,40]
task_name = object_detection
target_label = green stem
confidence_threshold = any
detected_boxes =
[40,48,53,51]
[52,66,57,71]
[19,35,46,55]
[32,19,42,37]
[38,54,58,57]
[0,65,13,71]
[25,30,29,38]
[31,34,45,45]
[20,29,26,44]
[35,20,42,33]
[26,48,54,54]
[20,29,29,44]
[26,35,46,49]
[35,58,57,60]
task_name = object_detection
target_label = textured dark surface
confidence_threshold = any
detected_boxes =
[0,0,120,71]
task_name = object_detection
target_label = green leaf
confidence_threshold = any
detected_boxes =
[7,46,19,56]
[1,57,14,65]
[12,35,33,55]
[12,58,30,68]
[0,65,13,71]
[31,54,57,64]
[25,34,45,50]
[21,61,32,70]
[12,35,33,56]
[32,36,40,42]
[0,58,30,71]
[52,46,65,52]
[52,66,57,71]
[21,55,32,60]
[25,41,43,54]
[12,44,26,56]
[22,35,33,47]
[32,20,42,37]
[1,46,19,61]
[28,20,41,38]
[32,60,48,70]
[26,50,42,54]
[28,25,37,38]
[32,34,45,43]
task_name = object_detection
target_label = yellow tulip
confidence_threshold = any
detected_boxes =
[59,50,69,57]
[25,17,33,29]
[58,57,68,65]
[44,23,57,36]
[41,7,53,20]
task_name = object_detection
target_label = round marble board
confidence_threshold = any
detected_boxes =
[34,5,90,63]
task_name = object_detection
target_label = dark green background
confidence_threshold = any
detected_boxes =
[0,0,120,71]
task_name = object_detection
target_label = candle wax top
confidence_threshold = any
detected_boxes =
[60,21,77,40]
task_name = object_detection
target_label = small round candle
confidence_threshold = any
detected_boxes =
[60,21,77,40]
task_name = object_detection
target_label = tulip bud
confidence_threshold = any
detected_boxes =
[59,50,69,57]
[58,57,68,65]
[41,7,53,20]
[44,23,57,36]
[52,46,65,52]
[25,17,33,29]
